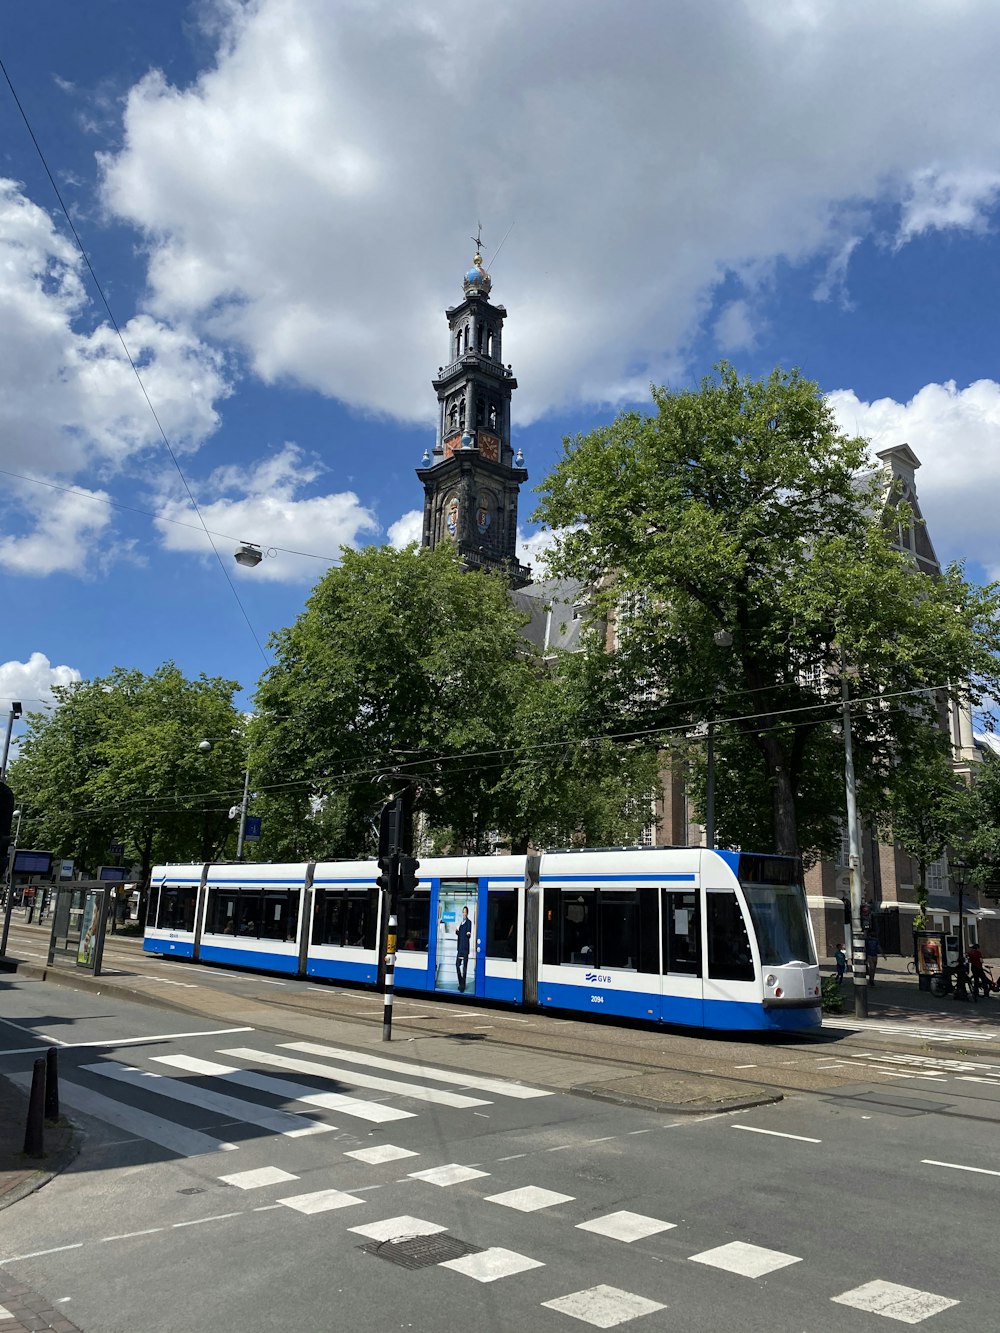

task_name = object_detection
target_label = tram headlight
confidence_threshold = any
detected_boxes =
[765,973,777,987]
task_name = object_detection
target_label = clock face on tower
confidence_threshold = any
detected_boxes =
[478,432,500,461]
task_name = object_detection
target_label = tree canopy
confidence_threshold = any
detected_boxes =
[249,543,658,858]
[534,363,1000,860]
[7,664,246,889]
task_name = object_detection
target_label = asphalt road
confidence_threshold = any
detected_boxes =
[3,967,1000,1331]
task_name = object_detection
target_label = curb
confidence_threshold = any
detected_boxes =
[573,1083,783,1115]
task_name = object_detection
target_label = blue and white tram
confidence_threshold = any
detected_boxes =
[144,846,821,1032]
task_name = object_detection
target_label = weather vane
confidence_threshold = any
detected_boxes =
[471,222,486,256]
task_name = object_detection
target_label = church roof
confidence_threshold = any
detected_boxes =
[510,577,589,654]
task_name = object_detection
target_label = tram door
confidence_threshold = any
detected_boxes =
[661,888,703,1027]
[435,880,482,997]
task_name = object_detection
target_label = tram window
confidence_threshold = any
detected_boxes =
[157,886,197,932]
[206,888,240,934]
[561,890,595,965]
[486,891,517,960]
[312,888,346,947]
[542,888,559,965]
[598,891,637,970]
[662,890,700,975]
[345,889,378,950]
[397,893,430,951]
[706,891,754,982]
[261,891,297,941]
[235,891,263,938]
[637,889,659,973]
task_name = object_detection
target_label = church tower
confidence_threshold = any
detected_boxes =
[417,244,531,588]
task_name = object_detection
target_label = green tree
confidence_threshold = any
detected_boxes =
[250,543,657,856]
[534,363,1000,859]
[7,664,246,906]
[878,728,972,928]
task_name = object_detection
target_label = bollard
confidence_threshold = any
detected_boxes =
[23,1057,45,1157]
[45,1046,59,1121]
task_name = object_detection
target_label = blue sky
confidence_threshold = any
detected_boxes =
[3,0,1000,748]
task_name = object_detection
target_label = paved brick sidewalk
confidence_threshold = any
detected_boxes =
[0,1267,83,1332]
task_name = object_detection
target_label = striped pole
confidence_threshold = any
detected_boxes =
[382,912,397,1042]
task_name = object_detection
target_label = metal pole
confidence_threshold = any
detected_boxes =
[382,904,397,1042]
[0,706,17,780]
[841,664,868,1019]
[0,811,19,957]
[236,766,251,862]
[23,1057,45,1156]
[705,721,716,850]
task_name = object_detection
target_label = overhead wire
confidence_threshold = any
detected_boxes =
[0,467,341,564]
[23,679,953,823]
[0,55,270,666]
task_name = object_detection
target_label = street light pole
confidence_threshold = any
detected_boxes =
[235,766,251,862]
[1,702,22,779]
[1,808,22,958]
[705,630,733,852]
[841,661,868,1019]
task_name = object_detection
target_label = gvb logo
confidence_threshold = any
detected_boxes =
[585,971,612,984]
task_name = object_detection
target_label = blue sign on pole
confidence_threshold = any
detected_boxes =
[243,816,262,841]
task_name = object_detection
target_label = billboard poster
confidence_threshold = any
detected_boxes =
[77,892,100,968]
[917,936,943,975]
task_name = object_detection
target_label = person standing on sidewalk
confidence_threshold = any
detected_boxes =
[967,941,991,999]
[834,943,847,985]
[864,930,881,986]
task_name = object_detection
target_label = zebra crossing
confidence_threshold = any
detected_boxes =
[9,1037,554,1163]
[6,1037,968,1326]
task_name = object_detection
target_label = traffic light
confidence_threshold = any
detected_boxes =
[0,780,13,882]
[397,855,420,899]
[376,854,396,896]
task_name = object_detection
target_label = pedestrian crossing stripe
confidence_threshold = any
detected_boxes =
[217,1046,493,1108]
[82,1061,334,1138]
[151,1053,415,1123]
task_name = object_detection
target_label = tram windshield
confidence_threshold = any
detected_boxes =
[741,882,815,966]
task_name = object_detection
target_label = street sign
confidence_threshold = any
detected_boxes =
[60,859,74,879]
[108,843,125,858]
[243,816,262,841]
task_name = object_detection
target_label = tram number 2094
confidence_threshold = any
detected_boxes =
[590,993,604,1005]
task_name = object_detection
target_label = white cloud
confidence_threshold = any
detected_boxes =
[0,180,230,483]
[828,379,1000,577]
[0,653,82,713]
[387,510,423,549]
[898,168,1000,245]
[154,443,378,582]
[96,1,1000,426]
[0,480,115,577]
[713,300,758,354]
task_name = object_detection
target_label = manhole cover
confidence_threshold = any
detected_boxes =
[360,1234,483,1270]
[178,1187,206,1195]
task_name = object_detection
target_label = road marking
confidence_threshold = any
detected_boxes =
[732,1125,821,1143]
[922,1159,1000,1178]
[12,1074,239,1157]
[2,1244,84,1262]
[285,1041,553,1098]
[100,1229,164,1241]
[173,1212,244,1227]
[136,974,198,989]
[152,1053,414,1123]
[1,1026,255,1053]
[832,1279,958,1321]
[222,1046,492,1108]
[690,1240,802,1278]
[734,1064,757,1069]
[85,1061,334,1138]
[260,979,286,986]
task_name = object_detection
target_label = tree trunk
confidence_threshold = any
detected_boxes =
[759,731,799,856]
